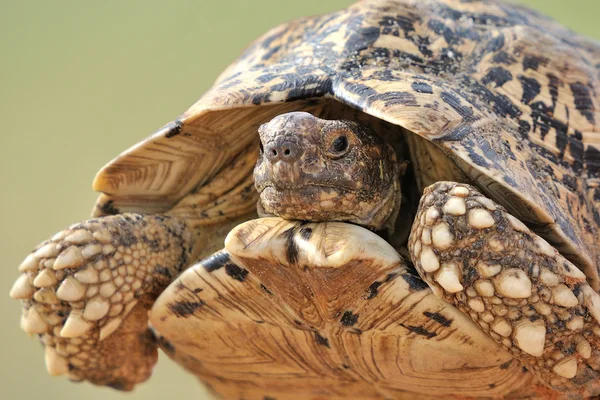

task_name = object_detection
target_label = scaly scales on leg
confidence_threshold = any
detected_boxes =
[409,181,600,393]
[10,214,193,388]
[10,144,259,388]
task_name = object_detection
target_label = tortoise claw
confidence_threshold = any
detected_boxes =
[409,181,600,394]
[11,213,193,389]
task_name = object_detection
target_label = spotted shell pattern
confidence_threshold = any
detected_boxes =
[95,0,600,291]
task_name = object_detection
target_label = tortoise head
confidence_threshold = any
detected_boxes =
[254,112,403,230]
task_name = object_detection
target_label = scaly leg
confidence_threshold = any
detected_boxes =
[11,214,193,389]
[408,181,600,396]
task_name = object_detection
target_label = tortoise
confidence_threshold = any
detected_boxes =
[10,0,600,398]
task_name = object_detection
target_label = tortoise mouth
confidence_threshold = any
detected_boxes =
[258,185,355,207]
[257,185,375,225]
[257,182,359,193]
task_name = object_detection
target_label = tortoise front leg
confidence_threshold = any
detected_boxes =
[10,213,193,389]
[408,181,600,396]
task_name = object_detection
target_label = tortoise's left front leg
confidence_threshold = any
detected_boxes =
[409,182,600,396]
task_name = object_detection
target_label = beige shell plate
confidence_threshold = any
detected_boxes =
[150,218,549,400]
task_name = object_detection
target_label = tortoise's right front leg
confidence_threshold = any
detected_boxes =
[10,213,193,390]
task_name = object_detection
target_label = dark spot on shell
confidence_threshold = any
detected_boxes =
[345,26,380,54]
[442,123,473,141]
[99,200,119,216]
[203,251,230,272]
[492,51,515,65]
[485,33,505,53]
[341,311,359,326]
[523,55,547,71]
[385,271,400,282]
[411,81,433,94]
[500,359,513,369]
[371,91,418,107]
[518,75,541,105]
[440,91,473,119]
[427,19,455,45]
[269,73,332,102]
[518,120,531,138]
[481,66,512,88]
[400,323,437,338]
[314,332,330,348]
[164,120,183,138]
[380,15,415,37]
[423,311,453,327]
[157,336,176,356]
[585,146,600,176]
[367,281,382,299]
[569,132,585,165]
[279,227,300,264]
[225,263,249,282]
[261,284,273,295]
[561,174,578,192]
[299,227,313,240]
[401,273,428,291]
[169,300,204,318]
[343,82,378,99]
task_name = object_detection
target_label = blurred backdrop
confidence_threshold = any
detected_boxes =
[1,1,599,399]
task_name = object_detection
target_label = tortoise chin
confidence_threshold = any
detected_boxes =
[257,182,399,231]
[259,184,358,223]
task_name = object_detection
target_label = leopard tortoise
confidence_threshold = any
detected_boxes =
[10,0,600,398]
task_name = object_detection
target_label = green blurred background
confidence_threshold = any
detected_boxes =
[1,1,598,399]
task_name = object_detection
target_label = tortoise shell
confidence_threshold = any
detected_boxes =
[94,0,600,291]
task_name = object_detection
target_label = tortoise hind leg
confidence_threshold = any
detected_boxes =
[10,213,193,389]
[408,181,600,396]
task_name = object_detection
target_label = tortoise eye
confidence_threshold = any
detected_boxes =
[332,135,348,152]
[326,135,350,158]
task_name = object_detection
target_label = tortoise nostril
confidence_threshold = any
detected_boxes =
[265,140,302,163]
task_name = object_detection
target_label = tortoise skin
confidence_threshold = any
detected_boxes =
[96,0,600,292]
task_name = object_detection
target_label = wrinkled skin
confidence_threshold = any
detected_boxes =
[254,112,403,231]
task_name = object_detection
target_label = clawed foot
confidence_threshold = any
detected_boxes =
[409,182,600,395]
[10,214,192,389]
